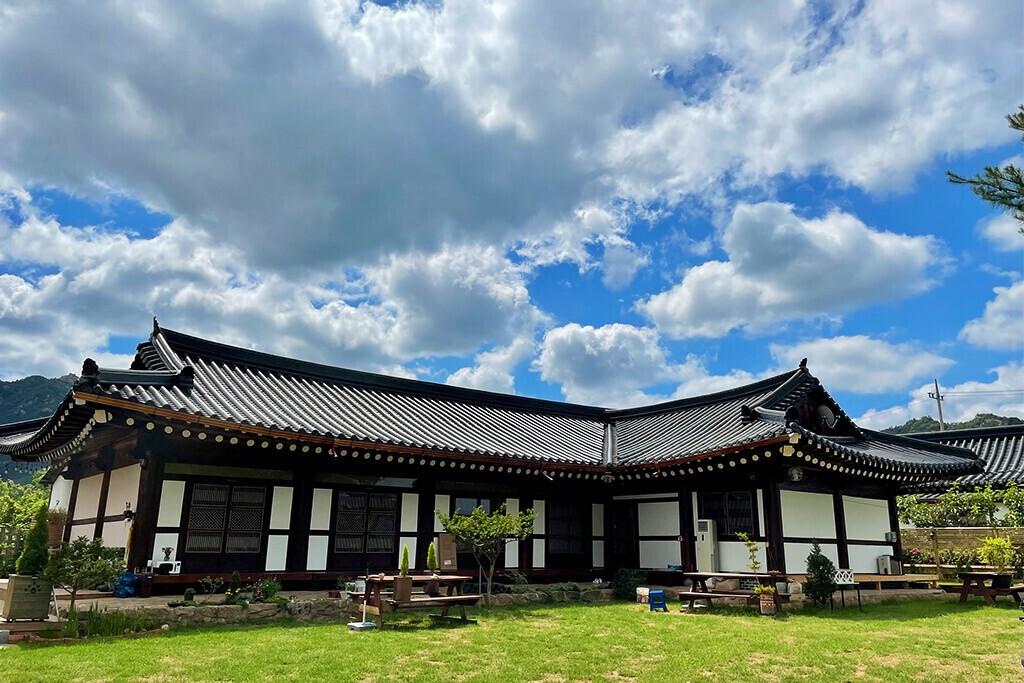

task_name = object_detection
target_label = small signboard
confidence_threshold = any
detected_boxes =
[438,532,458,571]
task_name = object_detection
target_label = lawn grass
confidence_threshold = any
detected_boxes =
[0,597,1020,682]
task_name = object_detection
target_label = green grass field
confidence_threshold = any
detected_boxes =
[1,598,1021,682]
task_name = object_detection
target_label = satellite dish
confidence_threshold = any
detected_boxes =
[816,405,837,430]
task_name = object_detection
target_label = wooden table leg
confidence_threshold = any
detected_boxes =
[959,580,970,603]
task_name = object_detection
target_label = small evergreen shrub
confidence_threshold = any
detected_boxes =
[16,504,49,576]
[803,541,838,606]
[229,570,242,592]
[250,578,282,603]
[611,568,646,600]
[426,542,439,573]
[399,545,410,577]
[183,588,196,604]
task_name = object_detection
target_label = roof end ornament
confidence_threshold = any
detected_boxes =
[799,357,807,369]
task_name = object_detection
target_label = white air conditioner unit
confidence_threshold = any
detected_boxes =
[695,518,718,573]
[877,555,901,575]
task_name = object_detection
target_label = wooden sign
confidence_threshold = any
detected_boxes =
[438,533,458,571]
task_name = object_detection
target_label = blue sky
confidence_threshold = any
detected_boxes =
[0,0,1021,430]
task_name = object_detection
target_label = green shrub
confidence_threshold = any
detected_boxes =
[15,504,49,576]
[978,536,1014,574]
[426,542,439,572]
[399,545,410,577]
[198,576,224,595]
[803,541,838,607]
[611,568,646,600]
[250,578,282,603]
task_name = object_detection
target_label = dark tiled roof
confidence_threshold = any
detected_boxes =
[904,425,1024,491]
[0,323,984,478]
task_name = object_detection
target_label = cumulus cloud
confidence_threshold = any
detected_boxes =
[639,202,944,338]
[445,337,535,394]
[0,196,544,378]
[959,280,1024,351]
[857,363,1024,431]
[770,335,954,394]
[535,322,756,407]
[980,213,1023,252]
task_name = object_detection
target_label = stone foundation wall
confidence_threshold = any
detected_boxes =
[122,597,350,628]
[900,527,1024,551]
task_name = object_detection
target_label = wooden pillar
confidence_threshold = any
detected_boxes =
[127,444,162,572]
[415,476,436,570]
[763,480,786,573]
[286,464,314,572]
[832,492,850,569]
[93,468,113,541]
[679,488,695,572]
[63,474,81,543]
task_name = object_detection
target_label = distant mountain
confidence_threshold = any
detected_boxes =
[883,413,1024,435]
[0,374,76,483]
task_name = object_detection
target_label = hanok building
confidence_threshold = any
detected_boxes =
[904,424,1024,499]
[0,322,982,589]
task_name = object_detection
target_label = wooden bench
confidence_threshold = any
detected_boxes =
[675,591,791,610]
[385,594,481,622]
[941,580,1024,605]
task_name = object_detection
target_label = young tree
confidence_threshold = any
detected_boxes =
[437,504,535,597]
[948,105,1024,228]
[804,542,838,607]
[426,541,439,573]
[45,538,123,610]
[0,474,48,575]
[15,503,49,576]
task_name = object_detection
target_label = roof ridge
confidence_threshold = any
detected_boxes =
[858,427,983,460]
[906,424,1024,440]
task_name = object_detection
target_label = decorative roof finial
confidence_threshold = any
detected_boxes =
[152,316,161,333]
[799,357,807,369]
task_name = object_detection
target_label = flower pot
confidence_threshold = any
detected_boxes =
[1,575,53,621]
[992,573,1013,589]
[393,576,413,603]
[46,512,67,548]
[758,594,776,616]
[327,590,341,599]
[424,577,441,597]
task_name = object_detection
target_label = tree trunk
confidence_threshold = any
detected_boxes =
[931,529,941,580]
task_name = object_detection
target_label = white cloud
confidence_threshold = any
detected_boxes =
[0,198,544,378]
[857,362,1024,431]
[959,280,1024,351]
[980,213,1023,252]
[535,322,757,407]
[445,337,535,394]
[639,202,944,338]
[770,335,953,394]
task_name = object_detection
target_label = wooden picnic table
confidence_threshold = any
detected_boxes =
[678,571,789,612]
[357,574,479,627]
[951,572,1024,606]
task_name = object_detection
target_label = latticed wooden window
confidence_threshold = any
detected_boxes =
[184,483,266,554]
[333,491,397,555]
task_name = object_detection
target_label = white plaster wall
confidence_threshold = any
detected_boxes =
[400,493,419,532]
[785,542,839,574]
[310,488,332,531]
[73,473,104,521]
[780,490,836,539]
[593,539,605,568]
[843,496,891,541]
[152,532,179,563]
[269,486,293,530]
[69,522,95,541]
[49,472,72,511]
[592,503,604,537]
[433,495,450,532]
[848,544,895,573]
[104,464,141,518]
[101,519,130,548]
[156,480,186,528]
[532,539,545,568]
[266,535,289,571]
[533,500,545,534]
[306,536,328,571]
[639,540,681,569]
[400,537,418,570]
[638,501,679,537]
[504,498,520,568]
[718,541,765,572]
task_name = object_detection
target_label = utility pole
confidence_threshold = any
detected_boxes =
[928,378,945,431]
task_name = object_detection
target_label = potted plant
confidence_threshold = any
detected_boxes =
[2,505,53,621]
[424,541,441,596]
[46,508,67,548]
[978,536,1015,589]
[737,531,776,615]
[329,576,345,599]
[393,546,413,602]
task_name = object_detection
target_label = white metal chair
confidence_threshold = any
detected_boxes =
[831,568,862,611]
